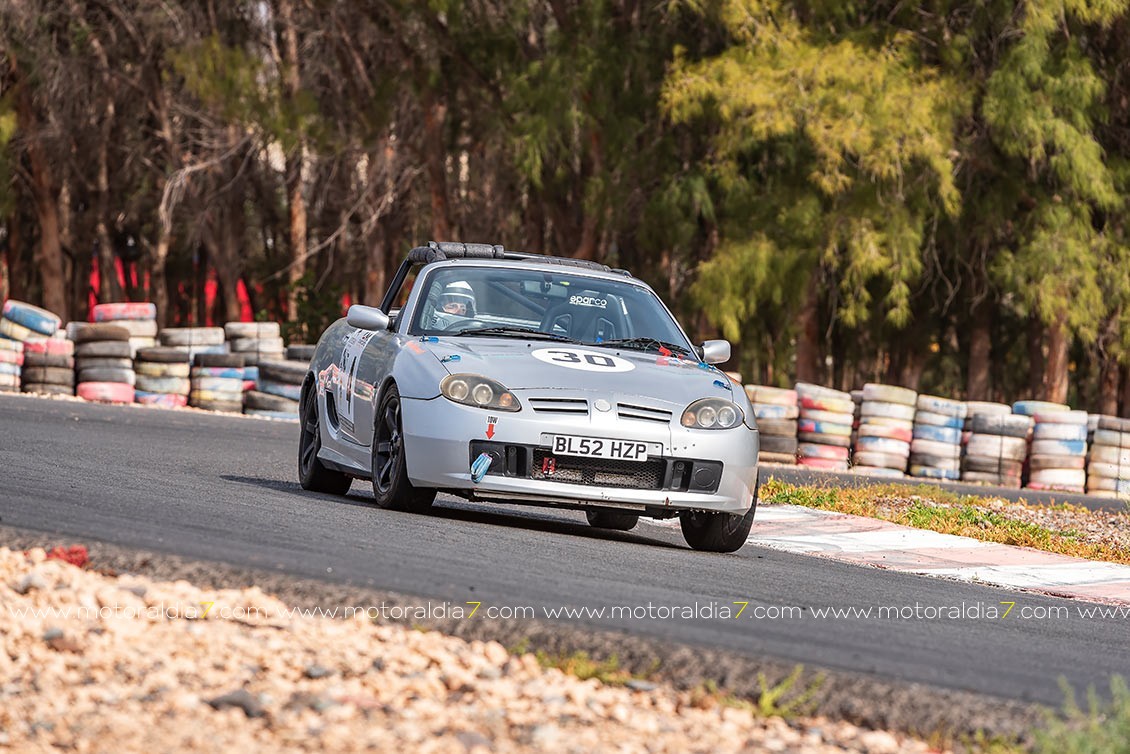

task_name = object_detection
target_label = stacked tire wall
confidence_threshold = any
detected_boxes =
[854,383,916,478]
[246,360,305,419]
[191,353,246,413]
[22,337,74,396]
[1087,416,1130,499]
[134,347,191,407]
[744,385,798,464]
[2,301,63,393]
[1024,404,1088,493]
[910,395,966,481]
[962,410,1031,489]
[225,322,284,389]
[93,302,158,357]
[795,383,853,471]
[73,324,135,404]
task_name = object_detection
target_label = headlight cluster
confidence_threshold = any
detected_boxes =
[440,374,520,412]
[681,398,743,429]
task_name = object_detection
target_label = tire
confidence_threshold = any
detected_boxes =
[77,367,135,385]
[258,359,307,384]
[752,404,799,420]
[853,465,906,478]
[0,362,20,377]
[860,400,916,422]
[1090,445,1130,466]
[962,471,1021,488]
[797,456,850,470]
[191,399,244,413]
[0,349,23,366]
[23,354,74,369]
[2,300,60,335]
[91,302,157,322]
[1032,422,1088,441]
[797,418,852,436]
[855,436,910,457]
[134,391,189,407]
[73,324,131,343]
[75,341,132,358]
[135,375,190,394]
[909,452,961,471]
[857,423,913,442]
[21,382,72,396]
[970,414,1031,437]
[745,385,796,406]
[1030,439,1086,457]
[852,450,908,469]
[236,351,284,367]
[0,317,33,342]
[962,455,1023,476]
[912,424,961,444]
[23,338,72,356]
[244,390,300,412]
[914,410,964,428]
[189,389,244,405]
[856,415,914,430]
[75,356,133,370]
[225,321,282,340]
[371,383,435,512]
[586,510,639,531]
[1029,454,1086,470]
[756,419,798,436]
[194,352,245,368]
[159,327,225,347]
[136,347,190,364]
[909,465,960,480]
[1012,400,1068,416]
[794,382,851,402]
[965,434,1028,460]
[915,395,967,418]
[21,367,75,387]
[758,434,798,455]
[0,338,23,353]
[758,451,797,465]
[798,442,849,460]
[136,361,191,378]
[76,381,135,403]
[190,377,244,393]
[1097,416,1130,433]
[680,483,758,553]
[1093,429,1130,449]
[799,395,855,414]
[965,401,1011,418]
[287,344,317,362]
[258,379,303,401]
[862,383,917,406]
[231,336,285,353]
[798,408,854,425]
[298,380,353,495]
[797,431,852,448]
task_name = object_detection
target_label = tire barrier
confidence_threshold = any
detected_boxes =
[72,324,135,403]
[287,344,317,362]
[1087,415,1130,499]
[2,300,61,337]
[745,385,799,463]
[76,381,134,404]
[224,321,284,369]
[854,383,916,476]
[247,359,305,419]
[158,327,228,364]
[189,352,245,412]
[1027,406,1087,493]
[1,300,56,393]
[794,383,851,470]
[962,410,1032,489]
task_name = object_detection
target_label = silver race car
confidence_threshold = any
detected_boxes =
[299,242,760,552]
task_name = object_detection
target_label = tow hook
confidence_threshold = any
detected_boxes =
[471,452,493,484]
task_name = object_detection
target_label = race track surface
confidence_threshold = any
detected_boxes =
[1,393,1126,707]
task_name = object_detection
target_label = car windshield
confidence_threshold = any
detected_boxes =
[409,265,695,353]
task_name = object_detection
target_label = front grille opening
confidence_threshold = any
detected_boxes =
[616,402,672,423]
[529,397,589,415]
[532,449,664,489]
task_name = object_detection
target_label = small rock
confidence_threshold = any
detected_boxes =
[370,658,386,672]
[625,679,658,692]
[454,730,493,752]
[43,628,83,653]
[15,571,48,595]
[206,689,265,718]
[858,729,900,754]
[529,724,561,748]
[286,692,337,712]
[304,665,333,679]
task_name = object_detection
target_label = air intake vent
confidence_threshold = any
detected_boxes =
[529,397,589,415]
[616,402,672,424]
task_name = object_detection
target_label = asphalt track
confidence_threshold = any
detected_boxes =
[1,392,1127,709]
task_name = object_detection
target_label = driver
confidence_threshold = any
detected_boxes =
[430,280,477,329]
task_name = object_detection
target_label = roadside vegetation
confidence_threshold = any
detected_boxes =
[761,479,1130,565]
[1033,677,1130,754]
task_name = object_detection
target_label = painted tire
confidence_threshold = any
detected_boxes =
[964,401,1012,418]
[76,381,135,403]
[797,418,852,437]
[242,380,257,392]
[2,300,61,335]
[258,380,304,402]
[794,382,851,402]
[852,451,908,469]
[913,411,964,429]
[190,366,244,380]
[0,317,34,342]
[21,383,72,396]
[912,424,961,444]
[190,376,245,393]
[759,435,798,455]
[224,321,282,340]
[797,431,852,448]
[231,336,285,354]
[909,453,961,471]
[969,414,1032,437]
[1032,422,1088,442]
[73,324,131,343]
[962,455,1023,475]
[1090,445,1130,466]
[1030,454,1086,470]
[237,351,284,367]
[1012,400,1069,416]
[915,395,966,418]
[136,347,190,364]
[77,367,135,385]
[1029,439,1086,457]
[1032,409,1088,426]
[75,341,133,359]
[1097,416,1130,433]
[852,466,905,478]
[160,327,226,347]
[753,404,799,420]
[244,409,299,420]
[961,471,1021,488]
[1087,462,1130,480]
[287,345,316,362]
[91,302,157,322]
[194,353,245,368]
[1086,475,1130,492]
[136,361,191,378]
[1092,429,1130,449]
[90,319,158,338]
[965,434,1027,460]
[756,419,797,436]
[758,451,797,465]
[243,366,259,383]
[135,375,190,394]
[0,349,23,366]
[859,401,916,421]
[799,395,855,414]
[191,398,244,413]
[857,423,913,443]
[258,360,308,384]
[797,443,849,460]
[862,383,917,406]
[745,385,797,406]
[855,435,910,457]
[134,391,189,407]
[855,416,914,430]
[23,354,74,369]
[797,457,849,471]
[76,356,132,371]
[244,390,300,412]
[23,337,72,356]
[799,408,854,425]
[21,366,74,386]
[909,465,960,480]
[909,438,961,458]
[0,337,23,353]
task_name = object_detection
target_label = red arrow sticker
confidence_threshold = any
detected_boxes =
[486,416,498,439]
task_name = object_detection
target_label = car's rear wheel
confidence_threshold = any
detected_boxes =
[371,383,436,513]
[679,485,758,553]
[585,510,639,531]
[298,381,353,495]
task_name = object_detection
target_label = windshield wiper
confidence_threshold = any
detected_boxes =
[452,326,577,342]
[596,337,694,356]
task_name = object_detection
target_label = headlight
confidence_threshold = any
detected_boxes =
[681,398,743,429]
[440,374,520,412]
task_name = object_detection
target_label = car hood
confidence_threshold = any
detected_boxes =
[419,337,733,403]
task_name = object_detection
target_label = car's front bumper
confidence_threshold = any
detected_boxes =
[401,394,758,514]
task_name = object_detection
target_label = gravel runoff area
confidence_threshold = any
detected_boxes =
[0,546,952,754]
[0,528,1049,752]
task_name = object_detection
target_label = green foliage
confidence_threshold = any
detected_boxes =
[283,271,344,346]
[1034,676,1130,754]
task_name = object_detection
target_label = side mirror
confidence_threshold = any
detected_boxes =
[700,339,731,365]
[346,304,390,331]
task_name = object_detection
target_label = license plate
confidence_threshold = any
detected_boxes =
[550,435,649,461]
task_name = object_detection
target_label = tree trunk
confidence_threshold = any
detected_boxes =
[1098,312,1121,416]
[966,297,993,401]
[1042,315,1069,404]
[794,273,823,384]
[422,93,451,241]
[1122,365,1130,419]
[1027,314,1045,398]
[95,101,120,303]
[278,0,308,322]
[152,230,172,328]
[18,87,68,320]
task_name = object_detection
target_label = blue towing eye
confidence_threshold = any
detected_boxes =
[441,354,461,363]
[697,361,710,370]
[713,378,731,390]
[471,452,493,484]
[420,336,439,343]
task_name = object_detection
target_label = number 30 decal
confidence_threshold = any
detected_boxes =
[531,348,635,372]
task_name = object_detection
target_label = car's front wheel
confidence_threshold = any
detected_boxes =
[679,486,758,553]
[371,383,436,513]
[298,381,353,495]
[585,510,639,531]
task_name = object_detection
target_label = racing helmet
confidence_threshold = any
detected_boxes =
[438,280,476,317]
